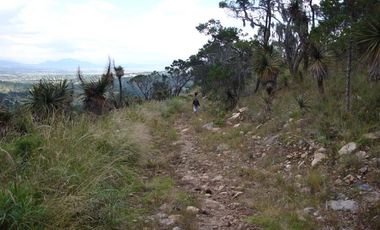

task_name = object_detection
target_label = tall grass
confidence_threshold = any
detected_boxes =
[0,97,191,229]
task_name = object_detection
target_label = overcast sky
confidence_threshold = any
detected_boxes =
[0,0,250,70]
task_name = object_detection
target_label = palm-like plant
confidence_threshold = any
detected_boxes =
[253,45,280,95]
[27,79,72,118]
[294,94,311,112]
[0,105,11,136]
[356,19,380,81]
[309,43,328,95]
[78,61,114,114]
[113,60,125,106]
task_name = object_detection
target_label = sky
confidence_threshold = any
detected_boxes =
[0,0,249,70]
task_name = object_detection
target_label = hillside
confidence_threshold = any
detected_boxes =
[0,0,379,229]
[1,75,379,229]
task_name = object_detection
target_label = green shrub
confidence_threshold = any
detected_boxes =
[12,134,42,160]
[294,94,311,112]
[27,79,72,118]
[161,98,186,118]
[249,212,313,230]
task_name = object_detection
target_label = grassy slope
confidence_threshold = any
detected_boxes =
[188,74,380,229]
[0,98,195,229]
[0,73,379,229]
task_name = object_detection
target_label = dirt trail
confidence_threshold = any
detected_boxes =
[170,114,258,230]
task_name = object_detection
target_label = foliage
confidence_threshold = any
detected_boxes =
[113,60,125,106]
[27,79,72,118]
[356,18,380,81]
[309,43,328,94]
[294,94,311,112]
[0,106,11,136]
[0,184,45,229]
[249,212,313,230]
[252,45,281,95]
[11,134,42,160]
[129,73,155,100]
[165,59,192,96]
[219,0,275,46]
[151,77,171,101]
[191,19,253,109]
[77,61,114,114]
[0,99,197,229]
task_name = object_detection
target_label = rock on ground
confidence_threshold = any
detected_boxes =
[203,122,221,132]
[338,142,357,156]
[312,152,327,167]
[186,206,200,214]
[327,200,358,212]
[363,131,380,140]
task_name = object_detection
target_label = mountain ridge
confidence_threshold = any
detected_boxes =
[0,59,160,72]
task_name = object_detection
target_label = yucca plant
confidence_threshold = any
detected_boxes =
[309,43,328,95]
[78,61,114,114]
[113,60,125,106]
[356,19,380,81]
[253,45,280,95]
[294,94,311,112]
[27,79,72,118]
[0,105,11,136]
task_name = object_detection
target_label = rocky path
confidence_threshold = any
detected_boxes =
[170,114,258,230]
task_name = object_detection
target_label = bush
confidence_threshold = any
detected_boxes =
[161,98,186,118]
[12,134,42,160]
[151,80,171,101]
[11,109,35,134]
[27,79,72,118]
[0,106,12,136]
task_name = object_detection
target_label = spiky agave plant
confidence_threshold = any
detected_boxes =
[253,45,280,95]
[294,94,311,112]
[78,61,114,114]
[27,79,72,118]
[309,43,328,95]
[0,105,11,135]
[356,19,380,81]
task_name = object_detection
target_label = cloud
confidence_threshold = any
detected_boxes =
[0,0,249,70]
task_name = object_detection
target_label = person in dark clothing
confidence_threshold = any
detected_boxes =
[192,92,200,113]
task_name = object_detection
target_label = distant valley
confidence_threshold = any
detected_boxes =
[0,59,155,109]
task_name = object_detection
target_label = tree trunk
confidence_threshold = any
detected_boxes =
[263,0,272,47]
[254,79,261,93]
[309,0,315,29]
[345,37,353,112]
[118,77,123,106]
[317,79,324,95]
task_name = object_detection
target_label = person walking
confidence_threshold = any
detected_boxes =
[192,92,200,113]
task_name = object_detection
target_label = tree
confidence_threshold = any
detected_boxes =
[219,0,276,47]
[165,59,192,96]
[190,19,253,109]
[113,60,125,106]
[129,73,155,100]
[151,75,171,101]
[77,61,114,114]
[319,0,378,111]
[275,0,310,80]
